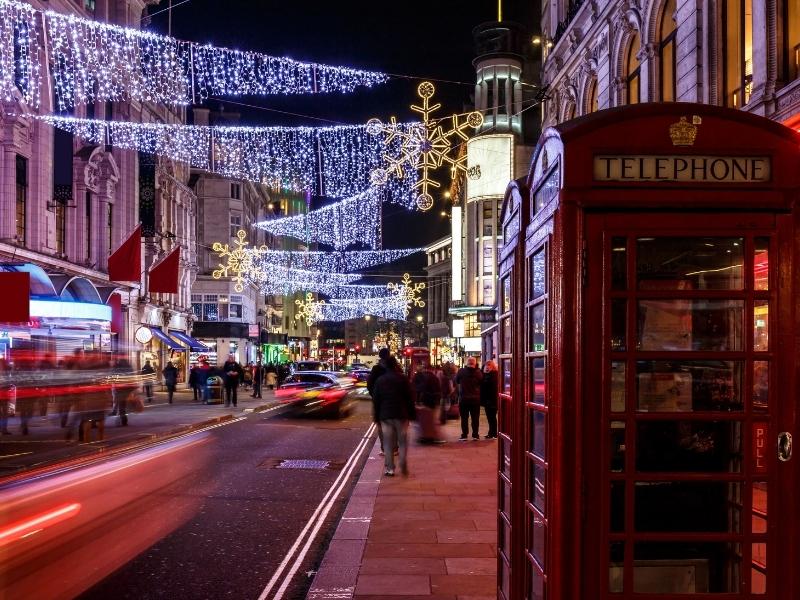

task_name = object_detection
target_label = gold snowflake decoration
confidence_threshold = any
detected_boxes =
[295,292,326,327]
[212,229,267,293]
[368,81,483,211]
[388,273,426,319]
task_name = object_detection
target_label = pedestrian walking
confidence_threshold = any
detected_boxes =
[455,356,483,440]
[480,360,499,439]
[367,348,393,456]
[251,360,263,398]
[413,363,445,444]
[141,360,155,403]
[265,364,278,390]
[373,356,416,477]
[188,364,201,401]
[222,354,244,407]
[437,363,456,424]
[162,360,178,404]
[198,358,212,403]
[243,362,254,390]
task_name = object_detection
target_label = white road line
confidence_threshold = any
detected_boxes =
[258,423,376,600]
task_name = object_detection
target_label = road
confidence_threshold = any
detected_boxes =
[0,398,376,600]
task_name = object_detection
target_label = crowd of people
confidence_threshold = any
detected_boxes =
[367,349,499,478]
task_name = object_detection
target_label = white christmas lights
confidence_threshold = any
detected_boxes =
[255,188,383,249]
[259,248,423,272]
[295,293,326,326]
[37,115,417,199]
[0,0,40,107]
[0,0,389,109]
[387,272,426,319]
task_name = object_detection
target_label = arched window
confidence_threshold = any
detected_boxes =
[723,0,753,107]
[587,79,599,113]
[659,0,677,101]
[786,0,800,80]
[626,33,642,104]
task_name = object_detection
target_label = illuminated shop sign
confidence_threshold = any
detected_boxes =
[594,155,771,183]
[30,300,112,321]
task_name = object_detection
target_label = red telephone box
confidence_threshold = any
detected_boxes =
[498,104,798,599]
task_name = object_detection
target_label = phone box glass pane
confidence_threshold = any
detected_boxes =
[637,237,744,290]
[638,300,743,351]
[636,361,743,412]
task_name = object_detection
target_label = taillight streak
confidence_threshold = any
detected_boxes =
[0,503,81,546]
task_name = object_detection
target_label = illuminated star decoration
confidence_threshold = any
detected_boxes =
[388,273,426,319]
[295,293,326,326]
[212,229,266,293]
[367,81,483,211]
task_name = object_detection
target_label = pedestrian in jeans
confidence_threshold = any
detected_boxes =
[373,357,416,477]
[455,356,483,440]
[251,360,263,399]
[222,354,244,407]
[480,360,499,439]
[367,348,393,456]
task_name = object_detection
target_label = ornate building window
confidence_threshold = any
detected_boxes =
[785,0,800,80]
[625,32,642,104]
[55,202,66,255]
[723,0,753,107]
[587,79,599,113]
[15,155,26,245]
[659,0,678,101]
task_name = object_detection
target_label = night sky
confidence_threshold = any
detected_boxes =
[148,0,535,275]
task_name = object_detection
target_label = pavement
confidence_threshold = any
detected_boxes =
[0,386,278,479]
[308,417,498,600]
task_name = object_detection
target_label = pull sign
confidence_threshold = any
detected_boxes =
[753,423,768,473]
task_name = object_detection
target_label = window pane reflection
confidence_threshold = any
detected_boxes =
[530,510,546,568]
[532,357,545,405]
[637,237,744,290]
[636,420,742,472]
[609,542,624,592]
[754,301,768,351]
[532,303,545,351]
[611,361,626,412]
[752,481,767,533]
[531,410,546,459]
[753,361,768,412]
[612,237,627,290]
[611,481,625,532]
[531,462,546,513]
[532,250,546,299]
[634,481,742,532]
[611,421,626,472]
[638,300,743,351]
[754,237,769,291]
[611,299,626,351]
[633,542,741,592]
[636,361,743,412]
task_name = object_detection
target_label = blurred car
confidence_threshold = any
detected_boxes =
[294,361,326,372]
[350,369,371,386]
[276,371,358,418]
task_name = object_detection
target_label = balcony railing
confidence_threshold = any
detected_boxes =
[553,0,587,47]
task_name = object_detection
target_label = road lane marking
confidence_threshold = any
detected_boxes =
[258,422,376,600]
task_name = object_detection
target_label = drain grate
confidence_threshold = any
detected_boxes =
[276,459,331,470]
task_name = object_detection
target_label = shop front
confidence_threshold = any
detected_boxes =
[498,104,798,599]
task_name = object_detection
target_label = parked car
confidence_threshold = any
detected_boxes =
[277,371,358,418]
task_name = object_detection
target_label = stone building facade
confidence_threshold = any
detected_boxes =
[0,0,197,373]
[540,0,800,128]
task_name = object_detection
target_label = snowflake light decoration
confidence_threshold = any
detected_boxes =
[212,229,266,293]
[367,81,483,211]
[388,273,426,319]
[295,293,326,326]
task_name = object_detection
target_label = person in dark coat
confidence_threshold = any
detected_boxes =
[367,348,392,455]
[373,357,416,477]
[455,356,483,440]
[480,360,499,439]
[197,359,212,403]
[141,360,155,403]
[222,354,244,407]
[251,360,263,399]
[188,364,201,401]
[162,361,178,404]
[413,364,444,444]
